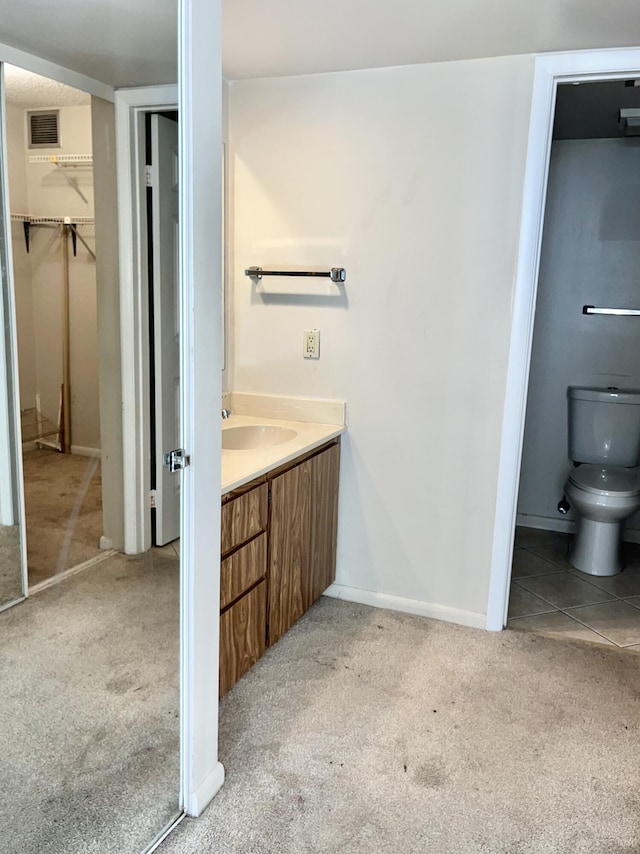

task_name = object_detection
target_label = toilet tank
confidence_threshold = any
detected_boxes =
[567,386,640,466]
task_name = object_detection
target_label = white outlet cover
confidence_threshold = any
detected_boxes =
[304,329,320,359]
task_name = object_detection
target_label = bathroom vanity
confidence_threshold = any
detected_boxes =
[219,409,344,697]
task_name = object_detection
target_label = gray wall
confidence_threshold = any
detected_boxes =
[518,138,640,533]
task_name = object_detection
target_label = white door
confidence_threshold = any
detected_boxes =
[151,114,180,546]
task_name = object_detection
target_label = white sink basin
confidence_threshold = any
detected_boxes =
[222,424,297,451]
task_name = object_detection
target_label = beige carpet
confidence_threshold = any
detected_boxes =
[0,524,22,605]
[161,598,640,854]
[22,448,103,584]
[0,549,180,854]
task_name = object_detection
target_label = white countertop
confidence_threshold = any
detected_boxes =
[221,413,346,495]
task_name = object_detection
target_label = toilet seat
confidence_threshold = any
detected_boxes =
[568,464,640,498]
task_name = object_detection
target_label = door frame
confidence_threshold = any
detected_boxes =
[486,47,640,632]
[115,85,178,555]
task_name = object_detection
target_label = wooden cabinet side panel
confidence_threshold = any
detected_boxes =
[268,460,311,645]
[220,533,267,611]
[220,483,268,555]
[309,443,341,606]
[219,580,267,698]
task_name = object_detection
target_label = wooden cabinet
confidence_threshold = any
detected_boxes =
[269,459,312,645]
[269,441,340,645]
[219,580,267,698]
[220,483,268,555]
[219,439,341,696]
[219,485,268,698]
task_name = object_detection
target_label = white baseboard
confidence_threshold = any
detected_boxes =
[516,513,640,544]
[324,584,486,630]
[70,445,101,458]
[516,513,575,534]
[186,761,225,817]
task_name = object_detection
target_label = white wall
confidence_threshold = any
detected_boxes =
[518,138,640,532]
[6,103,100,450]
[229,55,534,622]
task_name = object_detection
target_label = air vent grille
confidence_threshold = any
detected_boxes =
[28,110,60,148]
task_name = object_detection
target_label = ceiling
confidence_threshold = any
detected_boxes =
[0,0,639,88]
[4,66,90,108]
[222,0,640,81]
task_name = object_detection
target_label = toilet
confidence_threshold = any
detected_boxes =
[564,386,640,577]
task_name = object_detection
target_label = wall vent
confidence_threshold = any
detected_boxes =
[28,110,60,148]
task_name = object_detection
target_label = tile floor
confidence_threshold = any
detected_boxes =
[154,539,180,560]
[508,526,640,650]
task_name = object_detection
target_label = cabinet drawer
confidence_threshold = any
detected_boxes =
[220,533,266,611]
[220,484,268,556]
[219,580,267,698]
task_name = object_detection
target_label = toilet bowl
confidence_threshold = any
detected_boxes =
[565,464,640,576]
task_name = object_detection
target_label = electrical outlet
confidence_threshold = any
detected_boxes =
[304,329,320,359]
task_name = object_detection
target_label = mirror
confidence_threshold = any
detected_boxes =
[0,69,25,611]
[0,6,182,848]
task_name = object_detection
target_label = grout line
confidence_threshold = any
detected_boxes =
[558,608,625,647]
[512,530,640,647]
[508,607,558,620]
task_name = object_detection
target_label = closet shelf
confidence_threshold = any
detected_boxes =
[11,214,94,224]
[10,214,95,257]
[28,154,93,167]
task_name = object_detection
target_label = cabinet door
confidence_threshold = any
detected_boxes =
[219,580,267,698]
[268,459,311,645]
[308,442,340,606]
[220,533,267,611]
[220,484,268,556]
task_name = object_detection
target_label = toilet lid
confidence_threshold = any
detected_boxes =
[568,464,640,498]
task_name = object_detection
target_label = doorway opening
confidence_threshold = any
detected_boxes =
[507,78,640,647]
[146,110,181,551]
[488,48,640,639]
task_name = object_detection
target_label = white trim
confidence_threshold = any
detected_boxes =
[185,761,225,817]
[115,85,178,555]
[0,64,28,598]
[486,47,640,632]
[325,584,486,630]
[70,444,101,459]
[143,812,186,854]
[0,41,113,102]
[28,549,116,594]
[180,0,224,817]
[0,595,25,614]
